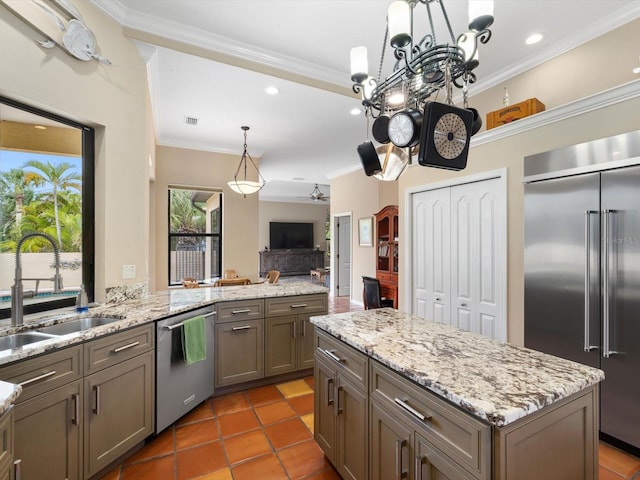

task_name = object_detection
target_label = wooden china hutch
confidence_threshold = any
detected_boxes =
[374,205,398,308]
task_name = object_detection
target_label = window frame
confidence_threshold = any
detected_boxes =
[167,188,222,286]
[0,95,95,319]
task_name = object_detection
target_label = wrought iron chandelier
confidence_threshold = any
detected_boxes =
[350,0,494,115]
[228,126,266,197]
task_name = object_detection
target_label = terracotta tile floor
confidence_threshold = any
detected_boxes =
[99,293,640,479]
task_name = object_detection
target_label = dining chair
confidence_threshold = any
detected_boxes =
[362,276,394,309]
[182,277,200,289]
[223,269,239,279]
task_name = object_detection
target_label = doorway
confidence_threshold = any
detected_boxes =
[332,213,351,297]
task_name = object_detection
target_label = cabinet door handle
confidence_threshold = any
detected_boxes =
[302,320,306,337]
[395,439,408,480]
[326,378,334,406]
[72,393,80,425]
[112,341,140,353]
[336,385,343,415]
[93,385,101,415]
[18,370,56,387]
[394,397,431,422]
[290,303,307,308]
[323,349,344,363]
[14,459,21,480]
[292,322,296,339]
[231,309,251,314]
[415,455,426,479]
[460,303,468,307]
[232,325,252,331]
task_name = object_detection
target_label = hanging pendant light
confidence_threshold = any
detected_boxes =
[227,126,266,197]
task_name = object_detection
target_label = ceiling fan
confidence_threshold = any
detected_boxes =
[302,184,330,202]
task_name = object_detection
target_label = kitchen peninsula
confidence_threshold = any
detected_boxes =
[0,281,327,480]
[311,309,604,480]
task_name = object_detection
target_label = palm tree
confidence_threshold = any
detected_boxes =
[24,160,81,249]
[0,168,37,233]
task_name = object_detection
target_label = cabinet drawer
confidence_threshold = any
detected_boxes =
[265,294,327,317]
[0,346,82,403]
[217,299,264,323]
[315,329,367,389]
[370,360,490,479]
[84,324,154,375]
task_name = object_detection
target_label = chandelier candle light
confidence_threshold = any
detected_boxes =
[228,126,266,197]
[351,0,494,180]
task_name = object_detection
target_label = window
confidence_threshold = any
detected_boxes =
[0,96,95,319]
[168,188,222,285]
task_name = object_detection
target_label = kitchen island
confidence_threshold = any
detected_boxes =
[311,308,604,480]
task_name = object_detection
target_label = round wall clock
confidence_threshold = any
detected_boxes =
[418,102,473,171]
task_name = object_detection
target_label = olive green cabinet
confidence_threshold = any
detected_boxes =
[0,345,83,480]
[265,294,327,377]
[0,408,13,480]
[314,329,368,480]
[0,324,155,480]
[83,350,154,477]
[215,318,264,387]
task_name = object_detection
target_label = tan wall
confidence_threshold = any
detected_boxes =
[154,146,260,284]
[0,3,151,302]
[259,201,329,255]
[330,171,380,301]
[332,18,640,343]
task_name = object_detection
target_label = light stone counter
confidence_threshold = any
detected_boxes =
[0,281,327,368]
[310,308,604,427]
[0,381,21,415]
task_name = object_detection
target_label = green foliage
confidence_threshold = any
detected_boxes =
[0,160,82,253]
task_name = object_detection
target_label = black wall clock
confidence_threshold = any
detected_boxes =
[418,102,473,171]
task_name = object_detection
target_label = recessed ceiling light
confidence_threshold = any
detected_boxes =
[350,108,362,116]
[34,125,47,130]
[525,33,543,45]
[265,86,279,95]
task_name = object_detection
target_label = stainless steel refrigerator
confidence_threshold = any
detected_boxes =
[524,130,640,452]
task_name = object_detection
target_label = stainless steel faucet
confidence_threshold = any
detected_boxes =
[11,232,64,327]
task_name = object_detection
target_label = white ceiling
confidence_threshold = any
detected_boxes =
[90,0,640,203]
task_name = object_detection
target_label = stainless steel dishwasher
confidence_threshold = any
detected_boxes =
[156,305,216,433]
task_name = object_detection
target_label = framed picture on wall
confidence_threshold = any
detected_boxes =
[358,217,373,247]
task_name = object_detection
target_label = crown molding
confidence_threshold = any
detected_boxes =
[468,2,640,97]
[90,0,347,88]
[470,79,640,147]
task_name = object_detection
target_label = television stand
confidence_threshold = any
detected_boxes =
[260,250,325,276]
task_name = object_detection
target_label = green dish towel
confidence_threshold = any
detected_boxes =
[182,315,206,365]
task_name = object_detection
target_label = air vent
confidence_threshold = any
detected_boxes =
[184,116,198,126]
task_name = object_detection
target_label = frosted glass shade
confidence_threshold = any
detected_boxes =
[388,1,411,48]
[227,179,263,195]
[350,46,368,83]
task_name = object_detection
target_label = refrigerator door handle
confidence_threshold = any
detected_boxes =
[584,210,598,352]
[603,209,620,358]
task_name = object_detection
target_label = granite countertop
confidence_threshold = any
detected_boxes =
[310,308,605,427]
[0,281,327,407]
[0,381,21,416]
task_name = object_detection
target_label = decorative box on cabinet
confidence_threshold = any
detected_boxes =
[375,205,398,308]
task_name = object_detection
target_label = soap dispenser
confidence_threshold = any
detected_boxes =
[76,285,89,313]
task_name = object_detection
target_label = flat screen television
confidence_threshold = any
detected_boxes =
[270,222,314,250]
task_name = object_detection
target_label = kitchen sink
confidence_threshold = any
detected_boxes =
[0,332,58,351]
[36,317,122,336]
